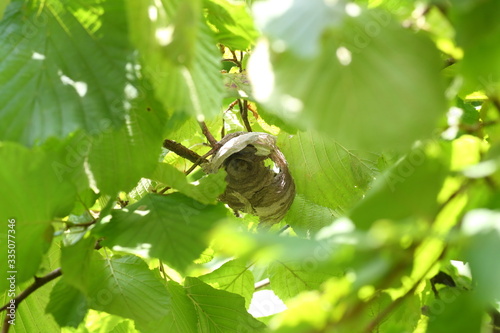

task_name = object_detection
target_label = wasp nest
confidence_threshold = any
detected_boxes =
[204,132,295,226]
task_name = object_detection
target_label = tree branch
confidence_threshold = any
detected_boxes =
[163,139,207,164]
[1,268,62,333]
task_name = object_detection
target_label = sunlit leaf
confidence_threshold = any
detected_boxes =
[199,259,255,308]
[0,0,131,145]
[184,277,266,332]
[96,193,227,272]
[86,253,170,324]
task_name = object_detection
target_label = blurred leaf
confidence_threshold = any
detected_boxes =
[249,4,446,150]
[86,253,170,324]
[204,0,259,50]
[451,0,500,95]
[252,0,346,57]
[127,0,223,119]
[268,260,339,301]
[184,277,266,332]
[426,289,483,333]
[0,0,131,145]
[97,193,227,273]
[0,143,75,292]
[461,209,500,304]
[199,259,255,308]
[350,143,450,229]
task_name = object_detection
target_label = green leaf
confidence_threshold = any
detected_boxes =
[204,0,259,50]
[252,0,346,57]
[370,292,421,333]
[249,3,446,150]
[61,236,96,292]
[199,259,255,308]
[0,0,131,145]
[46,279,88,328]
[150,163,226,204]
[63,310,139,333]
[450,0,500,95]
[268,260,337,301]
[1,280,60,333]
[96,193,227,272]
[426,289,483,333]
[285,194,338,236]
[184,277,266,332]
[86,253,170,324]
[350,142,450,229]
[461,209,500,304]
[0,142,75,292]
[127,0,223,119]
[279,132,382,213]
[0,241,61,333]
[136,281,198,333]
[86,74,167,195]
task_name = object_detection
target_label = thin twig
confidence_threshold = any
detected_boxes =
[238,99,252,132]
[242,100,252,132]
[198,121,218,147]
[230,50,242,71]
[1,268,62,333]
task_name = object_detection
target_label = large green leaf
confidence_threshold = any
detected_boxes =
[86,253,170,325]
[184,277,266,332]
[126,0,223,119]
[199,259,255,308]
[0,0,131,145]
[96,193,227,273]
[279,132,383,215]
[0,143,75,292]
[349,142,450,229]
[252,0,346,57]
[136,281,198,333]
[249,2,446,150]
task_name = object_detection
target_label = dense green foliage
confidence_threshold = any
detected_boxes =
[1,0,500,332]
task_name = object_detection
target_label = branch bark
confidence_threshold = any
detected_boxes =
[1,268,62,333]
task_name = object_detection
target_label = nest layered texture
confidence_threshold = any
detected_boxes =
[206,132,295,225]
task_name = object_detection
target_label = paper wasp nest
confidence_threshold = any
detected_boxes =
[205,132,295,225]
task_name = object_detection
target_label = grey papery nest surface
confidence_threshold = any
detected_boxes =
[204,132,296,226]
